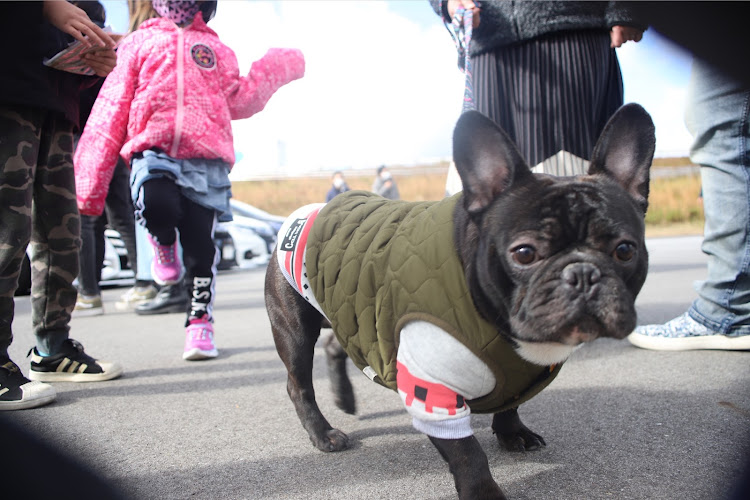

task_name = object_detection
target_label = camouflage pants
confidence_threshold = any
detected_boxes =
[0,105,80,360]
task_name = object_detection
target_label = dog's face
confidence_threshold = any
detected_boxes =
[453,105,655,365]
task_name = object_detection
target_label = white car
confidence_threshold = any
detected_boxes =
[222,217,271,268]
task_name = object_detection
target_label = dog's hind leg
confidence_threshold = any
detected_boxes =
[265,255,350,452]
[321,330,356,414]
[491,407,546,452]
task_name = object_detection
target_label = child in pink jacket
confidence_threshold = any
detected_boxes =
[74,0,305,361]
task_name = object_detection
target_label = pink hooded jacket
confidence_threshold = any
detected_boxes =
[74,14,305,216]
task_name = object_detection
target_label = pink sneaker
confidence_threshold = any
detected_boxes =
[147,233,182,285]
[183,318,218,360]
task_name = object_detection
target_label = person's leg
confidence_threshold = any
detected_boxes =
[26,112,122,382]
[105,158,139,278]
[630,60,750,350]
[688,63,750,334]
[137,177,183,285]
[73,214,104,315]
[106,158,157,309]
[0,105,58,409]
[28,112,79,355]
[0,105,42,362]
[178,197,219,360]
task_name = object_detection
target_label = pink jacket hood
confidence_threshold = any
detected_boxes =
[74,13,304,216]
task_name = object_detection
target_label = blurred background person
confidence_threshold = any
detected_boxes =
[372,165,400,200]
[326,170,351,202]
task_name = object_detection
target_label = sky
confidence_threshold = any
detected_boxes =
[100,0,695,180]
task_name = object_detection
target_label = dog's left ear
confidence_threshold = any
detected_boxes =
[453,110,531,215]
[588,103,655,213]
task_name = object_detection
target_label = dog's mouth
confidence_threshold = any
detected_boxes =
[512,327,600,366]
[560,326,598,345]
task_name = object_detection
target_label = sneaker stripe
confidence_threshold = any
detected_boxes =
[57,358,71,372]
[0,388,8,396]
[68,361,80,372]
[78,364,88,373]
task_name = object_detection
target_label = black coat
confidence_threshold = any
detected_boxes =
[0,1,100,128]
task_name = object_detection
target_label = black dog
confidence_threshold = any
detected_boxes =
[265,104,655,499]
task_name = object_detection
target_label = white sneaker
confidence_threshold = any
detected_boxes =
[629,313,750,351]
[114,284,158,311]
[0,360,56,411]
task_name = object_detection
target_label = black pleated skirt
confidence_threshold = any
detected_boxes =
[472,29,624,174]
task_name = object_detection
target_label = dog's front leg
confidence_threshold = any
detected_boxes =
[429,436,507,500]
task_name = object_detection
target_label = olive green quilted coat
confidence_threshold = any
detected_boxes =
[305,191,561,413]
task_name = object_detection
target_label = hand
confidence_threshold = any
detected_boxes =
[82,48,117,77]
[447,0,480,28]
[43,0,116,48]
[610,25,643,48]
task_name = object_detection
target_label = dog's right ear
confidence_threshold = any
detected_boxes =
[453,111,530,215]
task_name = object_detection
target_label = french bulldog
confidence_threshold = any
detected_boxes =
[264,104,655,499]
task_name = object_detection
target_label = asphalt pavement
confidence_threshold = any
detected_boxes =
[5,235,750,500]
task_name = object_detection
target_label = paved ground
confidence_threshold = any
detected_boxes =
[5,236,750,499]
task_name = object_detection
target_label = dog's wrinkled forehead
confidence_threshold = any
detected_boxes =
[496,174,643,245]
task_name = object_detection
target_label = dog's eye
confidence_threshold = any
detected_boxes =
[613,242,636,262]
[512,245,537,266]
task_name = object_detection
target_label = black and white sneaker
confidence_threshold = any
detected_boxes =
[28,339,123,382]
[0,360,56,410]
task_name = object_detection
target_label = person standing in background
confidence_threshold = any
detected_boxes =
[326,171,351,202]
[372,165,400,200]
[0,0,123,411]
[74,0,305,361]
[431,0,646,177]
[629,60,750,351]
[73,1,155,317]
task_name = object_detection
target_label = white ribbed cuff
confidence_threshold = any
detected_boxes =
[412,414,473,439]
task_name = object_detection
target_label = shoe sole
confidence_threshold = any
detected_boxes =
[29,364,124,383]
[72,307,104,317]
[135,303,187,315]
[114,300,152,311]
[0,393,56,411]
[183,348,218,361]
[151,262,184,286]
[628,331,750,351]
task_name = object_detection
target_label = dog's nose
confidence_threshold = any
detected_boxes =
[562,262,601,295]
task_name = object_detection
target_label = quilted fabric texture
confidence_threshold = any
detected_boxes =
[74,13,305,216]
[305,191,561,414]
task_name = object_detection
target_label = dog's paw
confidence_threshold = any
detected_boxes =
[491,409,546,452]
[311,428,350,452]
[495,427,546,452]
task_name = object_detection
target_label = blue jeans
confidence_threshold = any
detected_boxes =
[686,60,750,335]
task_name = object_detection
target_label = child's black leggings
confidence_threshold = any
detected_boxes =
[139,176,219,320]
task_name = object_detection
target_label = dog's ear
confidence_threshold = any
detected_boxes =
[588,103,655,213]
[453,110,530,215]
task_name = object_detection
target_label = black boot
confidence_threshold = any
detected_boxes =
[135,280,189,315]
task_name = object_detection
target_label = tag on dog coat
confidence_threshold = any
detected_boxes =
[363,366,378,382]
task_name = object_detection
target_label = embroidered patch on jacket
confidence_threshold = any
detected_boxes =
[190,43,216,69]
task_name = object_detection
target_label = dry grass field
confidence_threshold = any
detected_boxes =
[231,159,704,238]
